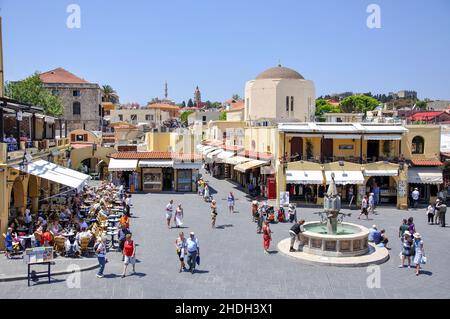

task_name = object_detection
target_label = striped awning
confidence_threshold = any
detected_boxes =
[108,159,138,172]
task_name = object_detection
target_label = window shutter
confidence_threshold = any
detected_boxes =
[83,134,88,141]
[71,134,75,142]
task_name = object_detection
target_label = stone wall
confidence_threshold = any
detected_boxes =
[44,83,102,132]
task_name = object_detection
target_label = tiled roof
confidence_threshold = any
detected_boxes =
[109,151,201,161]
[407,111,449,121]
[147,103,180,110]
[229,100,244,111]
[411,159,443,166]
[40,67,89,84]
[238,150,273,160]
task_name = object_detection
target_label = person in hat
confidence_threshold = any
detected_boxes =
[210,200,218,228]
[399,231,413,268]
[426,201,436,224]
[186,232,199,274]
[413,233,425,276]
[411,188,420,209]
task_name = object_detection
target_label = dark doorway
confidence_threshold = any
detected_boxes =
[290,137,303,161]
[162,168,174,191]
[322,139,333,162]
[367,140,379,162]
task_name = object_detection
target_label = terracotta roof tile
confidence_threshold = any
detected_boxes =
[109,151,201,161]
[411,159,443,166]
[238,150,273,160]
[40,67,89,84]
[147,103,180,110]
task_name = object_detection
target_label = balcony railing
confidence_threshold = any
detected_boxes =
[287,155,401,164]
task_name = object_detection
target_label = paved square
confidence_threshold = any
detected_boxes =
[1,172,449,299]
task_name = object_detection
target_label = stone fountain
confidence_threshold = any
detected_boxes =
[277,173,389,266]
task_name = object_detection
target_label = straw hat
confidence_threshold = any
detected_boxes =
[413,233,422,239]
[404,231,411,236]
[372,225,377,229]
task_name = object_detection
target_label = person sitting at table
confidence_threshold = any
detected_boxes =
[38,216,48,228]
[79,219,88,230]
[40,226,53,247]
[76,227,93,245]
[50,220,62,236]
[24,206,33,230]
[65,234,80,257]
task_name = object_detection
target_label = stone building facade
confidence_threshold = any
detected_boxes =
[40,68,102,132]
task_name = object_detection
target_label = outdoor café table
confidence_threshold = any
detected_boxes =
[27,261,55,286]
[106,230,119,251]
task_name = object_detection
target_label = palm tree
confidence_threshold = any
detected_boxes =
[102,85,119,103]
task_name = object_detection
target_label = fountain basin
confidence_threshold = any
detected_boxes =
[299,222,369,257]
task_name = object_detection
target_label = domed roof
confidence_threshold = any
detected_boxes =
[256,65,304,80]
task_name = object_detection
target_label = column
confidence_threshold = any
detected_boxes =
[31,114,35,141]
[65,120,68,138]
[0,107,3,143]
[16,112,20,147]
[397,169,408,210]
[0,167,8,249]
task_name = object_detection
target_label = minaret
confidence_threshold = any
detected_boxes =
[164,81,168,99]
[194,86,201,107]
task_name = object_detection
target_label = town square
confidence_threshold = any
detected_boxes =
[0,1,450,301]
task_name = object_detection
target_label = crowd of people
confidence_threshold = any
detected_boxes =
[3,181,137,279]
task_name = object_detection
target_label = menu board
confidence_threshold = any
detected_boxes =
[25,247,54,264]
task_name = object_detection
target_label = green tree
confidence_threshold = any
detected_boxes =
[180,111,193,124]
[339,95,380,113]
[315,99,341,116]
[102,84,119,103]
[219,111,227,121]
[415,100,427,109]
[187,98,194,107]
[5,72,64,116]
[181,101,186,108]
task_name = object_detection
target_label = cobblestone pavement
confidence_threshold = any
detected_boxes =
[1,171,449,298]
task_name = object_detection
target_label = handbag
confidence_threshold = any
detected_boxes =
[421,256,427,264]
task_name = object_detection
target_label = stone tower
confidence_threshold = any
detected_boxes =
[194,86,201,107]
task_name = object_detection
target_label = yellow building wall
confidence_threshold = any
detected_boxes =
[70,146,115,170]
[68,129,101,144]
[145,132,171,152]
[402,125,441,160]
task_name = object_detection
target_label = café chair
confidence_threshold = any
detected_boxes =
[54,236,66,256]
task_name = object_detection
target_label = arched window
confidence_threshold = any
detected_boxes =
[73,102,81,115]
[412,136,424,154]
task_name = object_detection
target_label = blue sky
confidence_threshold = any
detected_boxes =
[1,0,449,104]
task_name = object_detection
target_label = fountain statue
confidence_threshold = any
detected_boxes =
[323,173,350,235]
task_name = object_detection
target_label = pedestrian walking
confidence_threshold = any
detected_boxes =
[256,204,264,234]
[210,200,218,228]
[262,220,272,254]
[436,199,447,227]
[407,217,416,235]
[426,202,435,225]
[411,188,420,208]
[358,195,369,220]
[94,237,106,278]
[174,204,184,228]
[398,219,409,250]
[413,233,425,276]
[251,200,258,222]
[166,200,174,229]
[204,184,211,202]
[186,232,200,274]
[118,224,131,261]
[435,199,442,225]
[121,233,136,278]
[175,232,187,272]
[227,192,235,214]
[289,220,305,252]
[399,231,413,269]
[368,193,375,214]
[288,204,297,223]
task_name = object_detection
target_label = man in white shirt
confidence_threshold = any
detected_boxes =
[186,232,200,273]
[166,200,174,229]
[411,188,420,208]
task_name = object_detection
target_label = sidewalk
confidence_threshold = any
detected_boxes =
[0,254,99,282]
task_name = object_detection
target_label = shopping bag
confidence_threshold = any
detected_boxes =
[196,255,200,266]
[421,256,427,264]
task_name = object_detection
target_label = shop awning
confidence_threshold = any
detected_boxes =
[173,162,202,169]
[196,144,205,151]
[206,149,223,159]
[364,135,402,140]
[325,170,365,185]
[364,170,398,176]
[108,159,138,171]
[286,170,324,184]
[323,134,361,139]
[216,151,235,163]
[408,167,443,184]
[223,156,253,165]
[13,159,91,189]
[138,160,173,168]
[202,147,217,155]
[261,166,276,175]
[234,160,269,173]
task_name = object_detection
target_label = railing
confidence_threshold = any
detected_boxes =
[287,155,400,164]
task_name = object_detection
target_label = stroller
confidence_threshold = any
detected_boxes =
[277,207,286,223]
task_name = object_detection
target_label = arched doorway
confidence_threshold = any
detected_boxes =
[9,177,26,220]
[290,137,303,161]
[27,175,40,213]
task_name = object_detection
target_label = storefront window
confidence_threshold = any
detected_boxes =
[177,170,192,192]
[143,169,162,190]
